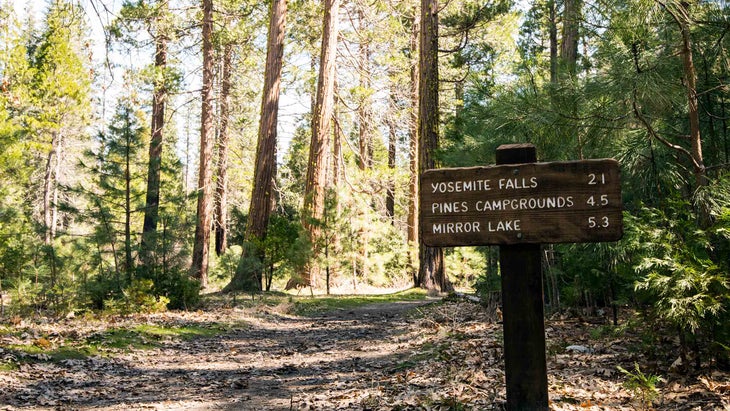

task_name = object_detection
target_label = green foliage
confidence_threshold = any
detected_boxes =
[73,99,148,295]
[444,247,486,289]
[224,208,310,293]
[632,201,729,335]
[104,279,169,314]
[212,245,244,282]
[260,212,310,290]
[157,269,200,310]
[291,288,427,316]
[0,321,229,372]
[618,363,663,410]
[1,0,729,364]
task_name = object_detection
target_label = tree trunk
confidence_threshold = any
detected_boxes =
[560,0,580,76]
[357,7,372,171]
[676,3,706,189]
[407,12,419,286]
[140,17,168,268]
[50,133,62,241]
[214,42,233,257]
[43,132,60,245]
[675,2,708,227]
[386,80,396,223]
[190,0,215,288]
[657,1,708,220]
[418,0,451,292]
[124,119,134,284]
[548,0,557,85]
[330,78,343,282]
[722,94,728,163]
[559,0,583,159]
[333,78,343,187]
[301,0,339,287]
[225,0,287,292]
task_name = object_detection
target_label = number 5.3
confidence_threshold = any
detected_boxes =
[588,216,610,228]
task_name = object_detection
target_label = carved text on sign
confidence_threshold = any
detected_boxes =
[420,159,623,246]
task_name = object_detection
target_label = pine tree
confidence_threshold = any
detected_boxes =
[26,0,92,245]
[301,0,340,287]
[225,0,287,292]
[79,98,148,295]
[191,0,215,288]
[417,0,450,292]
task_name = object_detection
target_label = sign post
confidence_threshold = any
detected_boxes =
[419,143,623,410]
[496,144,547,410]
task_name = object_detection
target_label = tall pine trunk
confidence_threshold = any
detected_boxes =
[214,42,233,256]
[140,12,168,268]
[657,1,708,216]
[672,2,708,227]
[124,120,134,284]
[407,12,419,286]
[302,0,339,287]
[676,4,706,191]
[191,0,215,288]
[386,80,396,223]
[225,0,287,292]
[333,78,343,187]
[548,0,557,85]
[43,132,61,245]
[357,7,372,171]
[560,0,583,158]
[560,0,580,76]
[418,0,451,292]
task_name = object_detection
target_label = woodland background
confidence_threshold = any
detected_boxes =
[0,0,729,371]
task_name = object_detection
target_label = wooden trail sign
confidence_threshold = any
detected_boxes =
[421,158,622,246]
[420,144,624,411]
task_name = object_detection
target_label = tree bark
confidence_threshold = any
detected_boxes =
[302,0,339,287]
[214,42,233,257]
[190,0,215,288]
[140,9,168,268]
[670,1,708,228]
[333,78,343,187]
[386,80,396,223]
[560,0,580,76]
[124,116,134,284]
[50,136,61,241]
[548,0,557,85]
[225,0,287,292]
[43,132,60,245]
[407,12,419,286]
[657,1,708,199]
[560,0,583,158]
[675,3,706,190]
[357,7,372,171]
[418,0,451,292]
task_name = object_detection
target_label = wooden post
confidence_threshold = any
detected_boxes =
[420,144,622,409]
[496,143,549,410]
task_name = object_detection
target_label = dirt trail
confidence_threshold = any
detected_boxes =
[3,299,729,410]
[1,300,435,410]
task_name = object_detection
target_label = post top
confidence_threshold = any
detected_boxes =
[496,144,537,165]
[496,143,536,150]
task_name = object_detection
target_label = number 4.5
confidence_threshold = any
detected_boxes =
[586,195,609,206]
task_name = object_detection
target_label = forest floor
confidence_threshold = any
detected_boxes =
[0,293,729,410]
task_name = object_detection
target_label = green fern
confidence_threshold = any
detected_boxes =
[618,363,663,410]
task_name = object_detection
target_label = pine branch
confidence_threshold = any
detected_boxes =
[632,89,702,171]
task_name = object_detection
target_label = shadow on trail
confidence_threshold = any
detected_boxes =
[0,300,434,410]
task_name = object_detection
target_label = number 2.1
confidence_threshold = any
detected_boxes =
[588,173,606,185]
